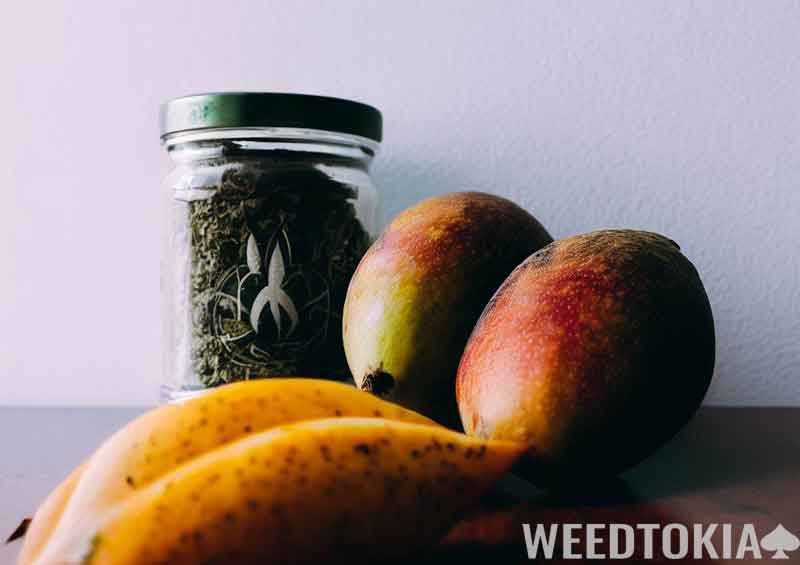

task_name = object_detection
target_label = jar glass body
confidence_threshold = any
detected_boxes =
[161,128,378,401]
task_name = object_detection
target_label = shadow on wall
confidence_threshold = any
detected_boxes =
[374,154,483,226]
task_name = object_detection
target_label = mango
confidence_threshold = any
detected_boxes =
[19,379,436,564]
[343,192,552,427]
[33,418,523,564]
[456,230,715,483]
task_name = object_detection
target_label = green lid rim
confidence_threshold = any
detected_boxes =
[159,92,383,142]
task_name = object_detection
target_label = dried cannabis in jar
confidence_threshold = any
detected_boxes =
[160,93,382,399]
[188,165,370,386]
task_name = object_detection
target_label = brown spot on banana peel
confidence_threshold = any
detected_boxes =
[82,534,103,565]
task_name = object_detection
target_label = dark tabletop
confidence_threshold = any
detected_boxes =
[0,407,142,564]
[1,407,798,564]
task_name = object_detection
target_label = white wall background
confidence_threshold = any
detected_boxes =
[1,1,797,406]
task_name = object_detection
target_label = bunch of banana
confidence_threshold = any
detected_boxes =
[18,379,523,564]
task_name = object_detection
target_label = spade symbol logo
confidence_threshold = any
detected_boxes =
[761,524,800,559]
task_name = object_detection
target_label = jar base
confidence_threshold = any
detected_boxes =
[160,384,209,404]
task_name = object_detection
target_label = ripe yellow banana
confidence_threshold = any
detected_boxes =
[15,463,85,565]
[38,418,523,565]
[19,379,436,564]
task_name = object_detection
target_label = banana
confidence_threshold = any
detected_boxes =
[19,379,436,564]
[38,418,524,565]
[16,463,85,565]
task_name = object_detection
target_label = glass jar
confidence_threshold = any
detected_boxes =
[160,93,381,402]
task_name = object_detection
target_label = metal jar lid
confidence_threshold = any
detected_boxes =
[159,92,383,142]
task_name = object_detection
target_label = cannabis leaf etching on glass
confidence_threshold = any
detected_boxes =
[249,230,299,338]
